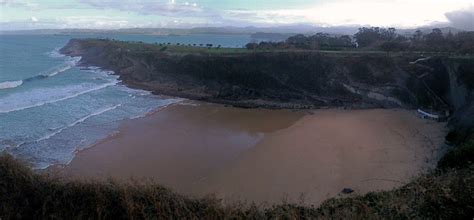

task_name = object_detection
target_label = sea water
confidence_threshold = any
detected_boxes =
[0,34,256,169]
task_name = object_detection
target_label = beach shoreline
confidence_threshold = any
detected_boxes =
[48,102,305,189]
[48,103,447,205]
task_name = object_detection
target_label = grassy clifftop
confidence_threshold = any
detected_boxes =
[1,135,473,219]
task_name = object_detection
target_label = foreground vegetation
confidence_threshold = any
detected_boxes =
[1,132,473,219]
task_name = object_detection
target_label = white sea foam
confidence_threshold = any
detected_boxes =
[0,81,118,114]
[84,66,115,77]
[128,99,183,120]
[44,65,72,77]
[0,64,73,90]
[47,48,65,58]
[36,104,122,142]
[41,57,80,77]
[0,80,23,89]
[0,57,80,91]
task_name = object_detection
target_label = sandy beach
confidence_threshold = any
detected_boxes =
[51,102,304,193]
[51,102,447,205]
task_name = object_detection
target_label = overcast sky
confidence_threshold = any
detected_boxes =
[0,0,473,30]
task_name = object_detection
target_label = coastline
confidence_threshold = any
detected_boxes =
[49,103,447,205]
[47,97,185,170]
[2,27,473,220]
[48,102,305,190]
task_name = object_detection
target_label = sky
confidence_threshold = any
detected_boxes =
[0,0,473,30]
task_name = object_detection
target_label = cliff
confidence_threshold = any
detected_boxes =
[60,39,474,126]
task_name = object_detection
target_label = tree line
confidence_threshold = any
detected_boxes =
[246,27,474,54]
[155,42,222,48]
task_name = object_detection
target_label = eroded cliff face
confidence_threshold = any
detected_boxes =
[60,39,474,126]
[444,61,474,130]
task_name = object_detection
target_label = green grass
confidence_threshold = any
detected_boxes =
[87,39,474,58]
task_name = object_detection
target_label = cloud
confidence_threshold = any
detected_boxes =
[222,0,473,28]
[56,15,131,29]
[0,0,15,5]
[0,15,134,30]
[2,0,474,30]
[79,0,202,16]
[0,0,39,8]
[445,6,474,31]
[0,18,59,30]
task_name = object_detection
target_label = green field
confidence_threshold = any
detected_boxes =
[90,39,473,58]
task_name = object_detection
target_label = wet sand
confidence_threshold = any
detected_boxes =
[52,103,446,205]
[52,102,304,193]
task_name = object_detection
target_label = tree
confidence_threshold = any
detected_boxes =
[380,41,398,53]
[354,27,382,48]
[338,35,354,48]
[424,28,444,50]
[385,28,397,40]
[410,30,424,50]
[286,34,311,49]
[245,43,258,50]
[455,31,474,54]
[413,30,423,40]
[444,31,455,52]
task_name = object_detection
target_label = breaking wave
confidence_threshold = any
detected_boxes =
[1,57,80,90]
[35,104,122,142]
[0,80,23,90]
[40,56,80,78]
[0,81,118,114]
[46,47,65,58]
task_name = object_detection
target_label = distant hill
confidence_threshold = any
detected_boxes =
[0,25,360,36]
[1,24,468,37]
[250,32,294,41]
[398,26,463,36]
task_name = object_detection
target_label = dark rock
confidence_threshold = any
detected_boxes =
[342,188,354,194]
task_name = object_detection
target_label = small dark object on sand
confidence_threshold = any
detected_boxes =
[342,188,354,194]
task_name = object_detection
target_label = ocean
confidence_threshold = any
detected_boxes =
[0,33,257,169]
